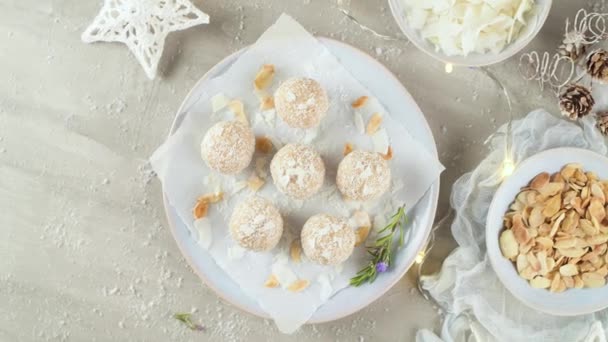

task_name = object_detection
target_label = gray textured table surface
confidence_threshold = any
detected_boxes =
[0,0,596,341]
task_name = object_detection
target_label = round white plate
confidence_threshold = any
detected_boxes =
[163,38,440,322]
[487,147,608,316]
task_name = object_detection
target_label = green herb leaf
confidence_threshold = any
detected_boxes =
[349,205,407,287]
[174,313,205,331]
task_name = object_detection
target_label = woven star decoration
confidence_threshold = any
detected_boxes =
[82,0,209,79]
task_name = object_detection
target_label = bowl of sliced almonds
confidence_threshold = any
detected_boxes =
[487,147,608,316]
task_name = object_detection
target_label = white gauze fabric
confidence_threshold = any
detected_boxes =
[417,110,608,342]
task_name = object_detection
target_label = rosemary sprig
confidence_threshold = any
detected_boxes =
[350,205,408,287]
[173,313,205,331]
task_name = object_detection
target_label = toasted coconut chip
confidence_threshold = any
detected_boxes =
[352,96,369,108]
[287,279,310,292]
[254,64,275,90]
[366,113,383,135]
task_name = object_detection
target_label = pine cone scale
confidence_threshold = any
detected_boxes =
[559,84,595,120]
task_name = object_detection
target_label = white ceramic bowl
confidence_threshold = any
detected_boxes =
[487,147,608,316]
[163,37,440,323]
[388,0,553,67]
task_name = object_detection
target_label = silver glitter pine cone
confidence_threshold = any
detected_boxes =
[586,50,608,83]
[559,83,595,120]
[558,31,586,62]
[597,113,608,136]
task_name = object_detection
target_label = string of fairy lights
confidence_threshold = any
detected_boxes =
[337,6,516,303]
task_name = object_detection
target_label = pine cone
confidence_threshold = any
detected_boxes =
[597,113,608,136]
[559,84,595,120]
[558,31,586,61]
[586,50,608,83]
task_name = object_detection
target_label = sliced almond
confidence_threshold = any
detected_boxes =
[543,194,562,218]
[550,272,562,292]
[535,236,554,250]
[558,247,587,258]
[589,197,606,223]
[516,254,529,273]
[592,182,606,202]
[253,64,275,90]
[549,212,566,238]
[539,182,563,197]
[554,238,577,249]
[343,143,354,156]
[529,207,545,228]
[290,239,302,263]
[513,224,530,245]
[530,276,551,289]
[380,146,393,161]
[527,252,541,272]
[561,163,582,180]
[574,275,585,288]
[264,274,280,288]
[582,272,606,288]
[530,172,550,190]
[287,279,310,292]
[563,275,575,288]
[587,234,608,246]
[500,230,518,260]
[351,96,369,108]
[366,113,383,135]
[228,100,248,125]
[519,266,537,280]
[538,251,548,275]
[255,136,274,154]
[559,264,579,276]
[260,96,275,110]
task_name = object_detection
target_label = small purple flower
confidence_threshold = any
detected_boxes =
[375,261,388,273]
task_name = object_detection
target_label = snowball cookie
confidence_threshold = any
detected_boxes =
[336,150,391,201]
[201,121,255,175]
[301,214,356,265]
[229,196,284,252]
[274,77,329,128]
[270,143,325,199]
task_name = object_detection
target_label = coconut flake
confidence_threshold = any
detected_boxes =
[371,127,390,154]
[211,93,230,113]
[317,273,333,301]
[405,0,537,56]
[272,253,298,289]
[353,112,365,134]
[194,218,213,249]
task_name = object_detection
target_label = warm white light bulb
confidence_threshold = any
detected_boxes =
[445,63,453,73]
[415,251,425,264]
[501,158,515,178]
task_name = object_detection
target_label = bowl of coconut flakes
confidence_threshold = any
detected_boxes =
[388,0,553,67]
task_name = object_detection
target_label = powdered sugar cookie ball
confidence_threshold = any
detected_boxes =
[201,121,255,174]
[337,150,391,201]
[270,143,325,199]
[274,78,329,128]
[229,196,283,252]
[301,214,355,265]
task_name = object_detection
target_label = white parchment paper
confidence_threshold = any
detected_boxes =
[151,14,444,333]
